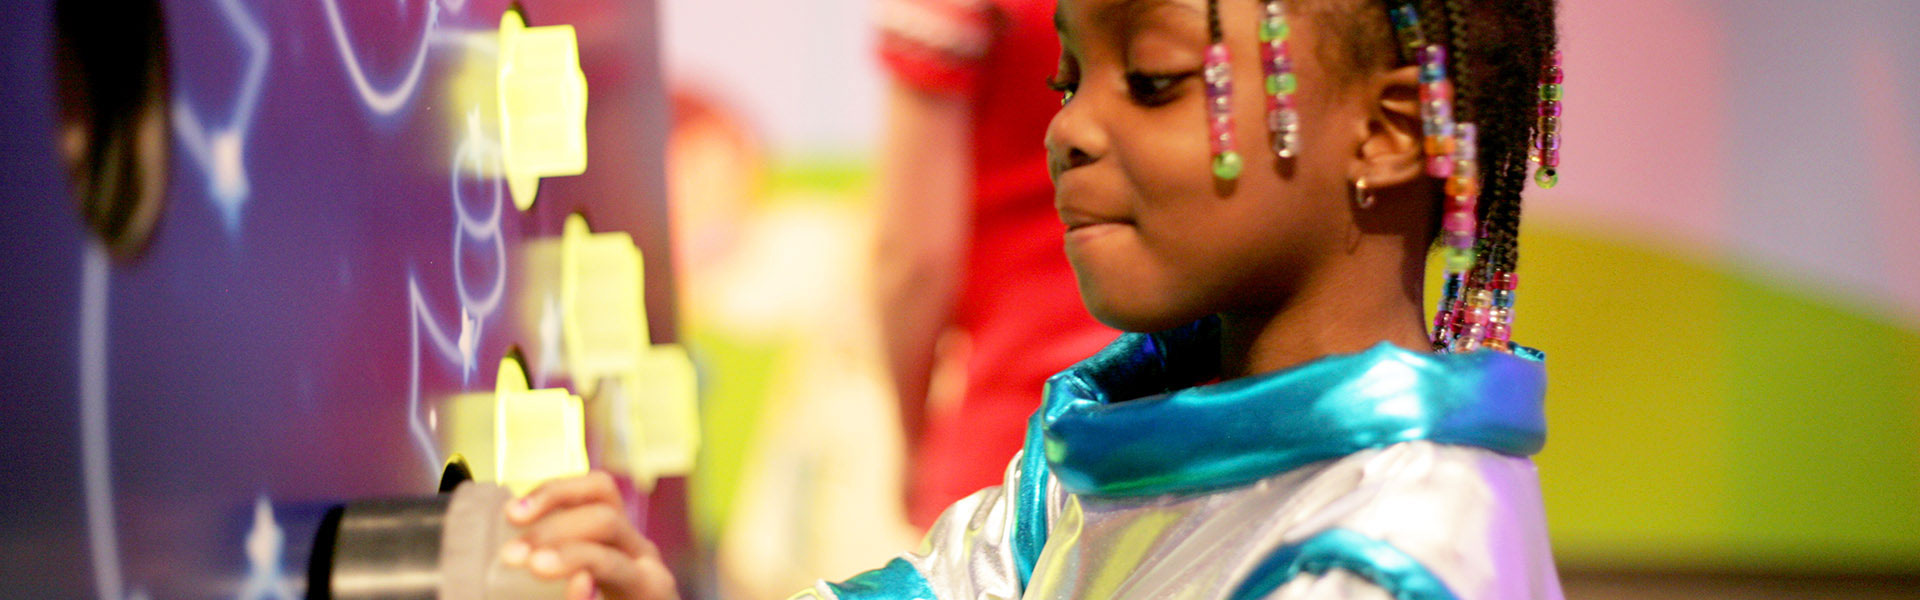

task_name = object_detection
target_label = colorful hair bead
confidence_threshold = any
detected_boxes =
[1486,319,1512,350]
[1434,272,1464,325]
[1259,0,1300,158]
[1532,50,1563,188]
[1441,122,1479,258]
[1482,271,1512,309]
[1388,5,1424,60]
[1447,290,1495,352]
[1488,271,1517,340]
[1416,44,1459,178]
[1204,0,1241,180]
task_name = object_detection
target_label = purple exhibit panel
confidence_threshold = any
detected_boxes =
[0,0,690,597]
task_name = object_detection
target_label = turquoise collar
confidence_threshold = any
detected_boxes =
[1038,328,1547,498]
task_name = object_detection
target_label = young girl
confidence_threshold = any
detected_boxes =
[501,0,1565,597]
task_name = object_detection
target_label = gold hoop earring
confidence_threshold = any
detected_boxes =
[1352,177,1375,209]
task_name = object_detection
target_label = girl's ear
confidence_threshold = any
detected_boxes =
[1351,64,1425,188]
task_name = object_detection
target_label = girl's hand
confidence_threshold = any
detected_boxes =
[499,472,680,600]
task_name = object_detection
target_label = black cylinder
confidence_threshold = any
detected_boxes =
[309,496,450,600]
[308,483,564,600]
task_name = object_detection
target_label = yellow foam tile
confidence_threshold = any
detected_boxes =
[498,10,588,209]
[439,390,499,484]
[492,357,589,495]
[559,213,649,395]
[630,344,701,478]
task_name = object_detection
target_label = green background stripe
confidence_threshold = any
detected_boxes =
[1478,221,1920,572]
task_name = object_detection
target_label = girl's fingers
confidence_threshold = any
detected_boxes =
[526,541,679,600]
[566,571,595,600]
[515,502,648,558]
[508,471,622,525]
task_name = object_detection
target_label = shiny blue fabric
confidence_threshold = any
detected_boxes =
[1012,395,1051,589]
[823,557,937,600]
[1228,529,1460,600]
[1040,324,1546,497]
[1014,320,1219,586]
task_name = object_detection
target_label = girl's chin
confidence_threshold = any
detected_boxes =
[1080,293,1194,334]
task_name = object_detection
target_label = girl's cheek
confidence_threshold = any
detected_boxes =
[1116,118,1214,207]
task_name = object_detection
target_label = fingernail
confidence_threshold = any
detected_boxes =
[507,497,534,521]
[499,540,530,566]
[530,549,563,576]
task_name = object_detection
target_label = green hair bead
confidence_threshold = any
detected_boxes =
[1212,151,1243,180]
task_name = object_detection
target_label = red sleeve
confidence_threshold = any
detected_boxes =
[875,0,996,96]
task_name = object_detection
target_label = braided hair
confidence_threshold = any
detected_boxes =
[1294,0,1557,277]
[1205,0,1560,349]
[1397,0,1555,280]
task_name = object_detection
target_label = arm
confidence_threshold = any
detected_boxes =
[871,79,973,463]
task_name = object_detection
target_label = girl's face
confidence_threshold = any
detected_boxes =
[1047,0,1373,333]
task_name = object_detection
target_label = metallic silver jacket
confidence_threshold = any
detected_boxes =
[795,327,1563,600]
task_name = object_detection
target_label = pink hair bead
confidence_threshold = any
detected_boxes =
[1469,307,1491,329]
[1488,320,1512,343]
[1443,211,1477,233]
[1210,116,1234,153]
[1492,271,1517,290]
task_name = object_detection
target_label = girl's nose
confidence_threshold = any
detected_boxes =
[1044,98,1107,181]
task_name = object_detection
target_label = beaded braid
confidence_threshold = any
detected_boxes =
[1531,0,1564,190]
[1383,0,1557,353]
[1493,0,1561,281]
[1471,0,1555,352]
[1204,0,1244,180]
[1206,0,1307,174]
[1200,0,1557,353]
[1476,0,1540,281]
[1259,0,1301,159]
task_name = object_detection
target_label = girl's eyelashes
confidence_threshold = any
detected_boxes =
[1045,70,1192,107]
[1045,45,1197,108]
[1046,73,1079,104]
[1049,51,1081,104]
[1124,70,1193,106]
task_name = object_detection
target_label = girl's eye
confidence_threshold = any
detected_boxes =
[1046,74,1078,105]
[1125,71,1189,106]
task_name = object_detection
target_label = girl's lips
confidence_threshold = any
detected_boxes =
[1057,205,1130,231]
[1064,221,1128,245]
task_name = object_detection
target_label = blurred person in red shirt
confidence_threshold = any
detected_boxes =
[870,0,1118,529]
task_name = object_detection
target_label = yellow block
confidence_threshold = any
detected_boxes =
[560,213,649,395]
[440,389,499,484]
[584,374,651,486]
[492,357,589,495]
[517,216,701,489]
[498,9,588,209]
[630,344,701,478]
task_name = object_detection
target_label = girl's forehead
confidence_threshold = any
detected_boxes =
[1055,0,1204,37]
